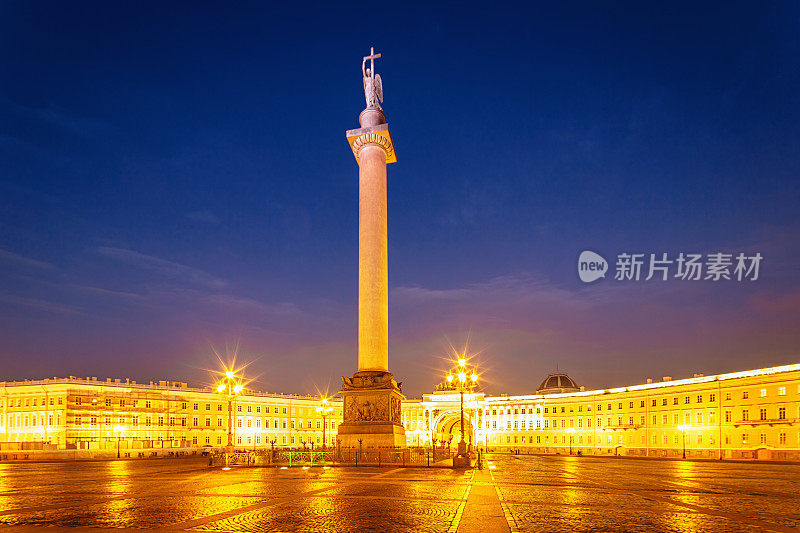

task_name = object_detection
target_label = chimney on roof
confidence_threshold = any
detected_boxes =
[662,376,672,382]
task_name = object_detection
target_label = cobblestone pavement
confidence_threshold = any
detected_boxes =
[1,454,799,532]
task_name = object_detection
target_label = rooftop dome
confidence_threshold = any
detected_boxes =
[536,372,581,394]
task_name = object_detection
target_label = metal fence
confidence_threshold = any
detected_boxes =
[210,445,454,467]
[335,446,452,466]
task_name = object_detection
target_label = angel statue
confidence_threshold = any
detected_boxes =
[362,47,383,109]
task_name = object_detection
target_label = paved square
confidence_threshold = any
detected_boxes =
[1,455,799,532]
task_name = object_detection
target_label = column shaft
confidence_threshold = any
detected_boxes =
[358,144,388,372]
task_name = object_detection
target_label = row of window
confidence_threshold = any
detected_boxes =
[67,415,337,430]
[3,397,63,408]
[1,397,334,417]
[483,386,797,417]
[4,414,62,427]
[739,407,788,421]
[487,406,797,430]
[489,431,791,446]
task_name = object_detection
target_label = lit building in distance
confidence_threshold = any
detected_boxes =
[404,363,800,461]
[2,362,798,461]
[0,377,341,456]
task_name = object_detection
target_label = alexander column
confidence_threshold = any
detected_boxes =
[339,48,406,448]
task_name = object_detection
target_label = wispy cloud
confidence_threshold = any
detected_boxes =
[0,249,56,271]
[96,247,228,290]
[0,294,82,315]
[74,285,144,301]
[204,293,300,316]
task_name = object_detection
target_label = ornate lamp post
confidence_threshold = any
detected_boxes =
[566,427,575,455]
[677,425,688,459]
[113,424,125,459]
[316,397,333,451]
[216,370,243,452]
[445,355,479,459]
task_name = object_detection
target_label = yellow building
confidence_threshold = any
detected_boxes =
[404,363,800,461]
[2,362,798,461]
[0,377,341,456]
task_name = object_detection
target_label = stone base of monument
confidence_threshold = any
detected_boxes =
[339,370,406,448]
[453,440,472,468]
[453,454,472,469]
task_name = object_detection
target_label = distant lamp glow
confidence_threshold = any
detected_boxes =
[216,367,245,451]
[444,352,480,456]
[113,425,125,458]
[677,425,688,459]
[566,427,575,454]
[316,396,334,451]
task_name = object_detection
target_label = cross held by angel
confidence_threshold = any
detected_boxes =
[362,47,383,109]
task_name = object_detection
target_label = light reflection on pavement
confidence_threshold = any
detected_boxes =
[0,454,798,532]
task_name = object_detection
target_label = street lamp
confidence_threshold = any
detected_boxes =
[216,369,244,452]
[113,424,125,459]
[566,427,575,455]
[445,355,479,458]
[316,397,333,452]
[677,425,688,459]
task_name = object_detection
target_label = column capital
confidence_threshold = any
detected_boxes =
[346,123,397,164]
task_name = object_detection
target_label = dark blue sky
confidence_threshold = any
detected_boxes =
[1,2,799,397]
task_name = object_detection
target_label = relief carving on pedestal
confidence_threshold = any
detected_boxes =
[390,396,402,424]
[345,395,390,422]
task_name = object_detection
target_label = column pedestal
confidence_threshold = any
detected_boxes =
[338,371,405,448]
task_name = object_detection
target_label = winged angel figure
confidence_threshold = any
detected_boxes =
[362,59,383,109]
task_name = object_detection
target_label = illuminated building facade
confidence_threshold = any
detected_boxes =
[2,363,798,461]
[404,363,800,461]
[0,377,341,455]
